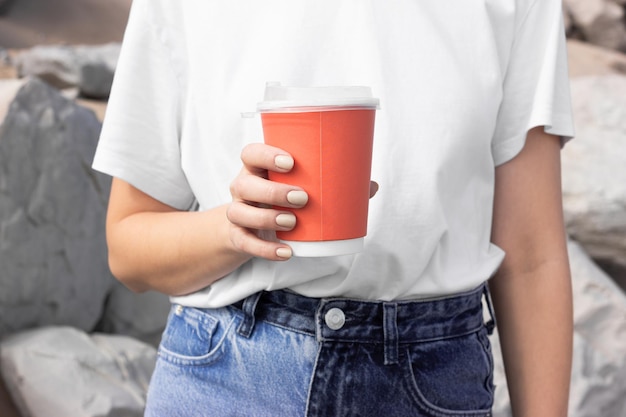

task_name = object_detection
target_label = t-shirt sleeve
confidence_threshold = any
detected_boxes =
[92,0,194,210]
[491,0,575,166]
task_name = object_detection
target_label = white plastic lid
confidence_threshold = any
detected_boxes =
[257,83,380,113]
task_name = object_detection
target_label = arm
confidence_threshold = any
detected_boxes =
[105,144,307,296]
[489,127,573,417]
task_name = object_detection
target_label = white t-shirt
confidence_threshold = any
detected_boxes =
[93,0,575,307]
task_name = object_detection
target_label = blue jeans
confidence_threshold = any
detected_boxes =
[145,284,496,417]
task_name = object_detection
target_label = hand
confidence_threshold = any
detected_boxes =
[227,143,308,261]
[369,181,379,198]
[227,143,380,261]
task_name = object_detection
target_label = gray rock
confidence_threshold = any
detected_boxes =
[81,60,115,99]
[98,282,170,347]
[563,6,574,37]
[15,43,120,99]
[568,241,626,417]
[0,77,113,338]
[564,0,626,52]
[491,240,626,417]
[15,45,80,89]
[0,326,156,417]
[78,43,120,99]
[0,76,170,347]
[562,74,626,271]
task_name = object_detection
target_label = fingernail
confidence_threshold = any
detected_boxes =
[275,155,294,170]
[276,247,292,259]
[276,213,296,228]
[287,190,308,206]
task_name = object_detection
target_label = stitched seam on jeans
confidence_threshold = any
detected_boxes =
[261,320,317,337]
[157,315,237,366]
[304,344,324,416]
[401,347,493,417]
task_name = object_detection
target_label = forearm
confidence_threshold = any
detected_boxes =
[107,204,251,296]
[489,259,573,417]
[104,146,309,296]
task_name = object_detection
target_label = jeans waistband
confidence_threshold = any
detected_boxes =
[232,284,495,365]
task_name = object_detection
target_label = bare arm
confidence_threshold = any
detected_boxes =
[105,144,307,296]
[489,127,573,417]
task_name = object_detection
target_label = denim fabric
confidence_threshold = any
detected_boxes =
[145,285,496,417]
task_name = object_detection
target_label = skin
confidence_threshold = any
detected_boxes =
[105,127,572,416]
[106,142,378,295]
[490,126,573,417]
[106,143,308,295]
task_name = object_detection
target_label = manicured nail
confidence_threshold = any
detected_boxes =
[276,247,292,259]
[276,213,296,228]
[287,190,308,206]
[275,155,294,170]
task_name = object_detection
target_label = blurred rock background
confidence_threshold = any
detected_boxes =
[0,0,625,416]
[0,0,130,48]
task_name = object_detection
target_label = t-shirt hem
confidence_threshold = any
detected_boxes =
[492,111,575,167]
[92,147,195,211]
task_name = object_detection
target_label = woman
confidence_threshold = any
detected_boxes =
[93,0,574,415]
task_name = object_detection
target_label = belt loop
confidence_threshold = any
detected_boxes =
[482,283,497,335]
[383,303,399,365]
[237,291,262,338]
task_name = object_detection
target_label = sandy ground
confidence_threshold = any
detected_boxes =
[567,39,626,77]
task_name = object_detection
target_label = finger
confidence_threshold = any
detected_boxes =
[229,225,293,261]
[227,201,296,231]
[241,143,294,175]
[230,174,308,208]
[369,181,379,198]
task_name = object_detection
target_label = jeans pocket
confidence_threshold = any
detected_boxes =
[403,327,494,417]
[157,305,235,366]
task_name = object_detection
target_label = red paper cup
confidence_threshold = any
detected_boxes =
[258,84,379,256]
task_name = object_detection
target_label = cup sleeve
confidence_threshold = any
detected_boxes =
[491,0,575,167]
[92,0,194,210]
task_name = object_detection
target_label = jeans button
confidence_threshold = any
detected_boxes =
[325,308,346,330]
